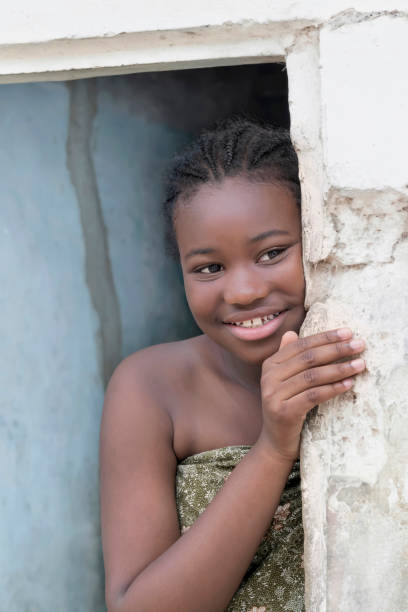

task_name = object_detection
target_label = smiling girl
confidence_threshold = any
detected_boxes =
[99,119,366,612]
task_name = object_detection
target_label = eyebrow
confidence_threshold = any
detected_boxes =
[184,247,216,260]
[249,229,290,243]
[184,230,291,260]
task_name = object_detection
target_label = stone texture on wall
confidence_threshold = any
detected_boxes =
[289,13,408,612]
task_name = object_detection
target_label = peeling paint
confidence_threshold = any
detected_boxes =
[325,189,408,266]
[66,79,122,386]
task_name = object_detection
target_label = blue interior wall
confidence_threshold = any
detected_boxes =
[0,81,105,611]
[0,65,288,611]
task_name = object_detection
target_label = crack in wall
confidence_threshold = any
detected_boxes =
[66,79,122,387]
[329,9,408,30]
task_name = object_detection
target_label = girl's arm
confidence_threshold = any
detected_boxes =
[100,328,365,612]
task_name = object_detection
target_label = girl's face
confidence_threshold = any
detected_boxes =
[176,176,305,365]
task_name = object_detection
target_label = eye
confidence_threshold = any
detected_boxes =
[258,248,285,262]
[195,263,223,274]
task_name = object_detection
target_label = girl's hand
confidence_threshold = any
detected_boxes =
[257,328,366,462]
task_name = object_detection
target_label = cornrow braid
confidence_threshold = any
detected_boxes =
[163,118,300,257]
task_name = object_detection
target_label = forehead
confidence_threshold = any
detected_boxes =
[175,177,300,253]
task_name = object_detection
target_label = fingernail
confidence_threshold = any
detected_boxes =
[337,327,352,339]
[350,339,365,350]
[343,378,354,387]
[351,358,365,370]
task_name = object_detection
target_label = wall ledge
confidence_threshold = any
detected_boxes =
[0,21,312,83]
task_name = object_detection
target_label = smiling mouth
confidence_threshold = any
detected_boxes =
[225,312,282,329]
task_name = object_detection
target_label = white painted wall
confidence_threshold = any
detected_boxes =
[288,11,408,612]
[2,2,408,82]
[321,16,408,190]
[2,0,408,44]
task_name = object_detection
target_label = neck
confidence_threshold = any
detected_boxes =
[204,336,262,393]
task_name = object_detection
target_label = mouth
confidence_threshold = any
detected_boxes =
[226,312,282,329]
[223,310,288,342]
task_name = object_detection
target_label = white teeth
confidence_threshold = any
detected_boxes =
[242,318,262,327]
[232,312,281,328]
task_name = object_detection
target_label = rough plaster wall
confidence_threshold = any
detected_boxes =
[0,78,195,612]
[289,13,408,612]
[3,0,408,44]
[0,82,105,611]
[3,3,408,84]
[0,78,197,612]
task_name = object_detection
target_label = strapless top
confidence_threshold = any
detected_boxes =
[176,445,304,612]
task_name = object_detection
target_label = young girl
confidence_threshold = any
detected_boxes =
[99,119,366,612]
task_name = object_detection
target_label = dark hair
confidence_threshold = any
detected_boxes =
[163,118,300,256]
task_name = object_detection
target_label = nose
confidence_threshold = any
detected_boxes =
[223,265,270,306]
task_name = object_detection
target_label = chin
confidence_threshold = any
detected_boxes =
[205,328,281,366]
[230,339,282,365]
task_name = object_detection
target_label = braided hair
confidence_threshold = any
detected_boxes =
[163,118,300,256]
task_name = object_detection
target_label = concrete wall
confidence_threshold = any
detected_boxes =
[2,0,408,44]
[0,65,288,611]
[2,3,407,84]
[288,13,408,612]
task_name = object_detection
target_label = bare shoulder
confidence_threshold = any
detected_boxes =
[99,337,202,606]
[106,336,200,406]
[102,338,198,451]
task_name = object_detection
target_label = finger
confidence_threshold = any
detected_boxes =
[279,330,298,349]
[266,327,353,365]
[268,337,366,383]
[284,378,355,418]
[277,358,365,401]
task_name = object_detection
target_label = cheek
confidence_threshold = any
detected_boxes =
[289,248,305,294]
[294,262,306,293]
[183,279,220,322]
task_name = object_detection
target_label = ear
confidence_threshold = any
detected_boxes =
[279,330,299,350]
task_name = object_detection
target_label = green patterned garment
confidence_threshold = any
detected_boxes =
[176,445,304,612]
